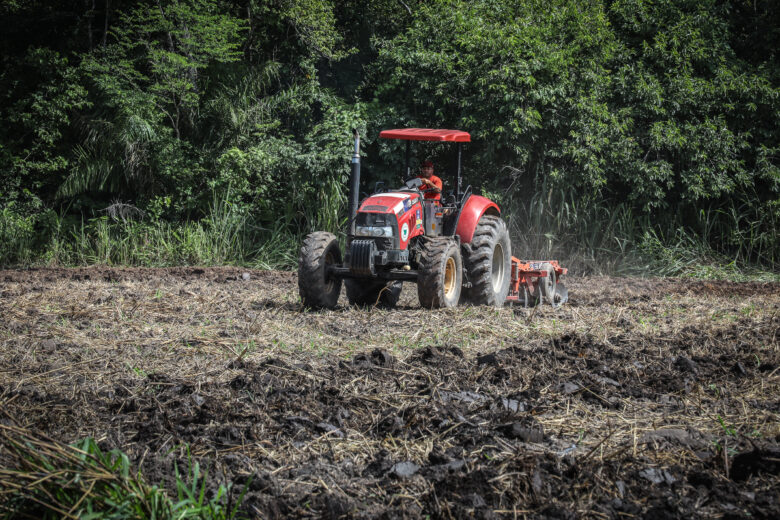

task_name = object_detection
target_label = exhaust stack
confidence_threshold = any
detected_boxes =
[348,129,361,235]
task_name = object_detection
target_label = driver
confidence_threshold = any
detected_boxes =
[417,160,442,201]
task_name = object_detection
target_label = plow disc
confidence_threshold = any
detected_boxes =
[553,281,569,308]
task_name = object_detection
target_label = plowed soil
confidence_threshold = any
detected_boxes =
[1,267,779,518]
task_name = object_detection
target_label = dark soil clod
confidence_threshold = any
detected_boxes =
[638,467,677,485]
[730,448,780,481]
[559,381,582,394]
[497,419,545,443]
[390,461,420,478]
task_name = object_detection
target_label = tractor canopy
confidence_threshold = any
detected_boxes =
[379,128,471,142]
[379,128,470,196]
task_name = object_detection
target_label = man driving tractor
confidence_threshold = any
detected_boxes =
[417,160,442,201]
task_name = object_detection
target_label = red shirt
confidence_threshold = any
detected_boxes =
[417,174,442,200]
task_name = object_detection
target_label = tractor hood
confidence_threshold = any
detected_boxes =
[358,192,420,215]
[357,192,424,249]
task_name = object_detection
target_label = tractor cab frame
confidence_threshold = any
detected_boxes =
[379,128,469,200]
[373,129,475,240]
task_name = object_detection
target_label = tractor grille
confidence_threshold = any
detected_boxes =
[371,238,393,250]
[350,240,376,276]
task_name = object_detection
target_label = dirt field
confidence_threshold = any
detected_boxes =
[1,267,779,518]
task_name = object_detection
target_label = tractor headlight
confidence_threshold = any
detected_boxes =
[356,226,394,237]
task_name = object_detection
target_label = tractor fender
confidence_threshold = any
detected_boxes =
[455,195,500,244]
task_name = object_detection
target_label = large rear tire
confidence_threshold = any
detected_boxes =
[462,215,512,306]
[417,238,462,308]
[298,232,342,309]
[346,279,403,309]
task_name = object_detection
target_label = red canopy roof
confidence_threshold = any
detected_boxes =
[379,128,471,142]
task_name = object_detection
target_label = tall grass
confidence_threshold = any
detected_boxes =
[504,188,779,280]
[1,187,776,280]
[33,195,300,270]
[0,207,38,266]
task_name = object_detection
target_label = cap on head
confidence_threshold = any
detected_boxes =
[421,160,433,168]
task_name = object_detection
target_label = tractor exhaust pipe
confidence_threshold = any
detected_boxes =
[348,129,361,235]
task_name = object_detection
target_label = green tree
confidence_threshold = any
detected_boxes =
[0,48,88,207]
[58,0,245,210]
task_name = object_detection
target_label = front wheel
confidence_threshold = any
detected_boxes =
[417,238,462,308]
[298,232,342,309]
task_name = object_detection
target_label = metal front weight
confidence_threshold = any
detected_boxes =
[349,239,376,276]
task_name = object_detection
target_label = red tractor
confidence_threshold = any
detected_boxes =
[298,128,568,309]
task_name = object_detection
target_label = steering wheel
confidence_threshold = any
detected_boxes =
[404,177,423,189]
[387,177,423,194]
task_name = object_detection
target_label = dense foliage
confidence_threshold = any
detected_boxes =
[0,0,777,272]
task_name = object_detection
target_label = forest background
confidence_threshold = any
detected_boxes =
[1,0,777,278]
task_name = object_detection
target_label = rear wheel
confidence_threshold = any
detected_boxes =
[417,238,462,308]
[462,215,512,306]
[346,279,403,308]
[298,232,342,309]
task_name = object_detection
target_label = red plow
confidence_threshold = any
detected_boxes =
[507,258,568,308]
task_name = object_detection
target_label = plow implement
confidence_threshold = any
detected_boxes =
[507,258,568,308]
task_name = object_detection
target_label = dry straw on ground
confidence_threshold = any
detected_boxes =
[1,267,778,517]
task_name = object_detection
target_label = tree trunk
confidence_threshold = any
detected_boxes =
[86,0,95,50]
[156,0,176,52]
[102,0,110,47]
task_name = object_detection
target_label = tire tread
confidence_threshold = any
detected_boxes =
[298,232,342,309]
[462,215,511,306]
[417,237,461,308]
